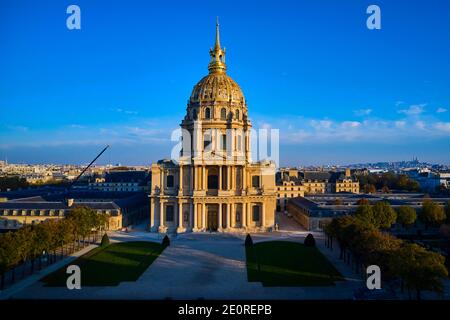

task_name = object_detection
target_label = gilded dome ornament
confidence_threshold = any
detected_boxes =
[189,18,246,106]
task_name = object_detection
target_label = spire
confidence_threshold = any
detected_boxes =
[208,17,226,74]
[214,17,221,51]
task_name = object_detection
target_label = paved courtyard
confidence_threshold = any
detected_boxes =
[9,214,363,300]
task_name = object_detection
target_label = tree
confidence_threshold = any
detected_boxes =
[101,233,110,247]
[67,206,98,246]
[397,206,417,228]
[419,199,446,228]
[0,232,21,288]
[29,221,58,267]
[445,201,450,223]
[0,176,29,192]
[354,204,376,226]
[244,234,253,247]
[55,219,75,256]
[390,243,448,299]
[372,201,397,229]
[14,226,34,277]
[363,184,376,194]
[304,233,315,247]
[356,198,370,205]
[162,235,170,248]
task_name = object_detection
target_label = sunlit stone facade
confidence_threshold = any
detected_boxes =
[149,21,276,233]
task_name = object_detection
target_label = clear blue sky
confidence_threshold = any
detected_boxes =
[1,0,449,166]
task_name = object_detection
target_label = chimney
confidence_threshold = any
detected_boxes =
[345,168,351,178]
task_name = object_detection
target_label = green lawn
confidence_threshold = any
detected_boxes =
[42,241,165,286]
[246,241,344,287]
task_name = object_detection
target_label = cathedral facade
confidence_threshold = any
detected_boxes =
[149,21,276,233]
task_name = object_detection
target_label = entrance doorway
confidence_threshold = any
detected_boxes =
[207,205,219,231]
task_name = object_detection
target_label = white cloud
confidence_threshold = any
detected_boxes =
[434,122,450,132]
[398,104,426,115]
[437,107,447,113]
[353,108,372,116]
[415,121,425,130]
[69,124,85,129]
[341,121,361,128]
[249,113,450,146]
[310,120,333,130]
[395,121,406,128]
[114,108,138,115]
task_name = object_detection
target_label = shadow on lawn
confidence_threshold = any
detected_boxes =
[246,240,344,287]
[42,241,164,287]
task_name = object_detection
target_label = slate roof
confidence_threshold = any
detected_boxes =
[300,171,332,181]
[104,171,150,185]
[0,201,120,210]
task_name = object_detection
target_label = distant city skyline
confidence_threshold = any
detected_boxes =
[1,0,450,166]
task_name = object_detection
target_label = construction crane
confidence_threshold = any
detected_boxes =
[68,145,110,190]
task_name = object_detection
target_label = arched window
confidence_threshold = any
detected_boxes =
[220,108,226,120]
[235,109,240,120]
[205,107,211,119]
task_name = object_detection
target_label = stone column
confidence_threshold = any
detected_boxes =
[219,165,222,190]
[190,202,195,231]
[261,203,265,229]
[158,200,167,233]
[242,202,247,228]
[160,169,165,195]
[202,166,207,190]
[190,166,194,193]
[218,203,223,231]
[230,166,234,190]
[202,202,206,230]
[159,201,165,227]
[227,203,232,229]
[149,197,155,231]
[177,201,185,233]
[242,166,246,193]
[246,203,251,227]
[179,165,183,193]
[227,166,231,190]
[195,166,199,190]
[174,202,178,228]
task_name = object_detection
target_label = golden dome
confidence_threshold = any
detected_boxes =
[189,18,245,105]
[190,73,244,103]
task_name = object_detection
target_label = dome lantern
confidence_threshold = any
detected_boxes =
[208,17,227,74]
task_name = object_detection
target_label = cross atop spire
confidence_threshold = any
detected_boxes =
[208,17,226,74]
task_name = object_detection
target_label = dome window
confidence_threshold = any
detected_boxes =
[220,108,227,120]
[235,110,240,120]
[205,107,211,119]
